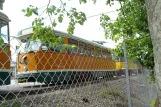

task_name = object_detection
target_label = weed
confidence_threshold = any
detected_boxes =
[87,86,92,96]
[57,104,62,107]
[98,89,127,101]
[70,95,76,101]
[0,101,21,107]
[151,99,156,107]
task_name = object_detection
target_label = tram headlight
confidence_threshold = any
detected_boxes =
[19,55,28,71]
[23,66,28,72]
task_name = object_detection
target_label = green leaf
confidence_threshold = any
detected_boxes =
[92,0,96,4]
[79,0,87,4]
[0,0,4,10]
[22,9,26,12]
[58,14,63,23]
[73,12,78,17]
[51,5,56,12]
[101,0,154,71]
[106,0,110,5]
[52,20,57,27]
[57,9,61,13]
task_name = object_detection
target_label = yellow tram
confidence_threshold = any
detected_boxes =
[16,27,116,84]
[116,57,143,75]
[0,11,11,85]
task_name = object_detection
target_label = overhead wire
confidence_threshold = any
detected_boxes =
[86,10,117,19]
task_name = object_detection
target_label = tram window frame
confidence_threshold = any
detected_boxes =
[96,47,101,57]
[79,41,86,55]
[88,44,94,56]
[68,38,78,54]
[102,49,107,58]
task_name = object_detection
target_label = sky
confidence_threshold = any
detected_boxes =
[1,0,119,60]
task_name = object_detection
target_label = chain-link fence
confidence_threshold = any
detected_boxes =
[130,68,158,107]
[0,34,158,107]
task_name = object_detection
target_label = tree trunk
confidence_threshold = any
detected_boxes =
[145,0,161,104]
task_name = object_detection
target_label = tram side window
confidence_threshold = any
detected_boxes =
[0,19,8,44]
[88,44,94,56]
[102,49,107,58]
[107,50,112,59]
[51,44,61,52]
[41,43,49,51]
[96,47,101,57]
[79,42,86,55]
[68,38,78,53]
[117,57,125,62]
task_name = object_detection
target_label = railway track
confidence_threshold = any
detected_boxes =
[0,76,125,101]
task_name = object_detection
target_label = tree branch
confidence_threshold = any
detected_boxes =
[59,0,68,13]
[39,0,51,16]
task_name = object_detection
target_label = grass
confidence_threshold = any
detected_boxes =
[98,89,127,101]
[57,104,62,107]
[99,89,141,104]
[70,95,77,101]
[131,97,137,103]
[87,85,92,96]
[151,99,156,107]
[0,101,21,107]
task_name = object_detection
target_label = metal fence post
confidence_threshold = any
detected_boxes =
[136,64,138,76]
[123,37,132,107]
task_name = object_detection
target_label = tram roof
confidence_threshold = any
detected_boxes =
[0,11,10,22]
[16,27,111,49]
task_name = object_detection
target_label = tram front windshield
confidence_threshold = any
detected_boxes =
[17,39,42,53]
[0,19,8,44]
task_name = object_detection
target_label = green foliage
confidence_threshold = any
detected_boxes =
[23,3,87,35]
[146,70,155,83]
[0,0,4,10]
[79,0,87,4]
[150,70,155,82]
[100,0,154,71]
[151,99,156,107]
[22,5,38,16]
[31,19,64,47]
[0,35,4,44]
[0,36,7,53]
[22,1,87,47]
[66,8,86,34]
[30,17,78,52]
[58,14,63,23]
[0,101,21,107]
[79,0,96,4]
[57,104,62,107]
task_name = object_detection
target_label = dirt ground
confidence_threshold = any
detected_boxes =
[1,76,156,107]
